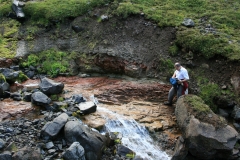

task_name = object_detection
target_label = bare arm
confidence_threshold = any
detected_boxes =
[172,72,176,78]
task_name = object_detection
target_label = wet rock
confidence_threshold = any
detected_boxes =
[0,138,6,149]
[0,82,10,98]
[12,146,41,160]
[0,68,19,83]
[69,94,86,104]
[31,91,51,107]
[23,92,32,102]
[10,65,19,71]
[26,70,35,79]
[41,113,68,140]
[77,101,97,114]
[231,105,240,121]
[0,151,12,160]
[62,142,86,160]
[175,95,238,159]
[117,144,136,159]
[10,92,22,101]
[182,18,195,27]
[72,25,84,33]
[64,120,107,160]
[45,141,54,149]
[39,77,64,95]
[53,102,68,111]
[171,136,188,160]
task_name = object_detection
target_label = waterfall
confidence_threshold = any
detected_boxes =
[90,95,171,160]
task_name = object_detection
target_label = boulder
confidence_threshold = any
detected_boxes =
[231,105,240,121]
[31,91,51,107]
[77,101,97,114]
[39,77,64,95]
[53,102,68,111]
[41,113,69,140]
[174,95,238,160]
[0,151,12,160]
[0,82,10,98]
[12,147,41,160]
[62,142,86,160]
[64,120,108,160]
[171,136,188,160]
[69,94,86,104]
[0,68,19,83]
[182,18,195,27]
[23,92,32,102]
[117,144,136,159]
[0,138,6,149]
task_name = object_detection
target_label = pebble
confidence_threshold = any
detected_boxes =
[46,141,54,149]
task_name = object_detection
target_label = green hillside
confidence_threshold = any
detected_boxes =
[0,0,240,60]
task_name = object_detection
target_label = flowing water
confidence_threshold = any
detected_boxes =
[91,95,171,160]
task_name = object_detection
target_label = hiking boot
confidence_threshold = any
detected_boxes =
[164,102,172,106]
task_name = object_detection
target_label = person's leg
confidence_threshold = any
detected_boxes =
[177,85,183,98]
[168,87,176,104]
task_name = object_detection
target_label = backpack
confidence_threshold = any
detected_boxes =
[170,78,177,85]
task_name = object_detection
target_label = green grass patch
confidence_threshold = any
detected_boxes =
[185,95,211,114]
[0,19,20,58]
[158,58,174,75]
[21,49,77,77]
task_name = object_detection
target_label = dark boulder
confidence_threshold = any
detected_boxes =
[39,77,64,95]
[0,68,19,83]
[23,92,32,102]
[0,82,10,98]
[69,94,86,104]
[62,142,86,160]
[174,95,238,160]
[0,151,12,160]
[77,101,97,114]
[26,70,35,79]
[41,113,69,140]
[72,25,84,33]
[231,105,240,121]
[10,92,22,101]
[117,144,136,159]
[64,120,108,160]
[31,91,51,107]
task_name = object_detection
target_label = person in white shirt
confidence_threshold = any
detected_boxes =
[164,62,189,106]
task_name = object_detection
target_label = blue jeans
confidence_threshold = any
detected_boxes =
[168,85,183,103]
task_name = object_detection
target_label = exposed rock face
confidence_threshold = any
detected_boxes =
[62,142,86,160]
[173,95,238,160]
[41,113,69,140]
[31,91,51,107]
[231,76,240,96]
[39,77,64,95]
[64,120,107,160]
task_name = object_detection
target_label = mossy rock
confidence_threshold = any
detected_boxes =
[0,73,6,83]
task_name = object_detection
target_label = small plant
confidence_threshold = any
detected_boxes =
[169,44,179,56]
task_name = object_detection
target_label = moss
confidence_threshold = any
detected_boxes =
[126,153,135,159]
[18,71,28,82]
[0,73,6,83]
[185,95,211,114]
[114,139,121,144]
[58,97,64,102]
[158,58,174,75]
[50,95,58,101]
[169,44,179,56]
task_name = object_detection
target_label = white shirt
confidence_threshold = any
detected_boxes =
[175,66,189,80]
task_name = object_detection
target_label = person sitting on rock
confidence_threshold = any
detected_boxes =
[164,62,189,106]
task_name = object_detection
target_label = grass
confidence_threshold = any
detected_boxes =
[113,0,240,60]
[21,49,76,77]
[1,0,240,61]
[185,95,211,114]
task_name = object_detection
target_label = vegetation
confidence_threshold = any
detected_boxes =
[185,95,211,114]
[21,49,75,77]
[113,0,240,60]
[158,58,174,75]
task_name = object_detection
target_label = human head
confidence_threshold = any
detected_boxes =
[174,62,181,71]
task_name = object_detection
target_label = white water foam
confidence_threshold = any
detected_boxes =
[90,95,171,160]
